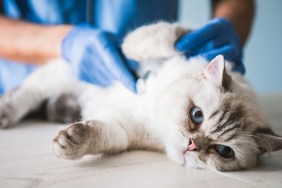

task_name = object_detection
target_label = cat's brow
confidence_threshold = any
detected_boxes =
[222,132,238,142]
[210,102,231,127]
[209,109,221,119]
[210,103,244,135]
[217,123,241,141]
[209,110,228,134]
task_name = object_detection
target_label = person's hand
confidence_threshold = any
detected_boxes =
[61,25,136,91]
[175,18,245,74]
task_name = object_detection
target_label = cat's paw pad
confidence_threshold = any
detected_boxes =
[53,122,91,159]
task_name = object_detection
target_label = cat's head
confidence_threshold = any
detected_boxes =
[151,55,282,171]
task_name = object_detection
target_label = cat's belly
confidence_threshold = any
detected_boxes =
[77,82,137,120]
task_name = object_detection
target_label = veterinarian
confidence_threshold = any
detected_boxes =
[0,0,254,95]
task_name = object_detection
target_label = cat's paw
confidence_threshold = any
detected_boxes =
[53,122,92,159]
[122,22,188,61]
[0,91,19,129]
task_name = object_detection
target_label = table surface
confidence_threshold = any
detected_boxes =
[1,94,282,188]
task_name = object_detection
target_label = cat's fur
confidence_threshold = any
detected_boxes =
[1,22,282,171]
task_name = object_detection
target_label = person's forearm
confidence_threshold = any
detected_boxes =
[211,0,255,47]
[0,16,72,64]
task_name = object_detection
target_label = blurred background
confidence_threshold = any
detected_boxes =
[178,0,282,94]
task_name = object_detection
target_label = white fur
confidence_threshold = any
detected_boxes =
[123,22,188,61]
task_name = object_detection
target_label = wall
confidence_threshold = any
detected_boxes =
[178,0,282,94]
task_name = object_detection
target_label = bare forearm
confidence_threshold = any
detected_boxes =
[0,16,71,64]
[211,0,255,46]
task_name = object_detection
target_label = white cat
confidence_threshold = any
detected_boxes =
[0,22,281,171]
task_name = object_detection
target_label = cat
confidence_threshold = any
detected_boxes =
[0,22,282,172]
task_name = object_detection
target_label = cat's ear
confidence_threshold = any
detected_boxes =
[204,55,232,91]
[254,128,282,153]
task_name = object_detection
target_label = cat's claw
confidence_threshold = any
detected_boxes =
[53,122,92,159]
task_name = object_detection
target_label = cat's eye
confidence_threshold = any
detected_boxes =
[190,106,203,124]
[214,145,234,158]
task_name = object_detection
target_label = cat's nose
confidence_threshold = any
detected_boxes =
[187,139,198,151]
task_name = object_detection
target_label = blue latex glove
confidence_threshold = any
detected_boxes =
[175,18,245,74]
[61,25,137,91]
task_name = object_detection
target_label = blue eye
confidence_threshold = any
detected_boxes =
[215,145,234,158]
[190,106,203,124]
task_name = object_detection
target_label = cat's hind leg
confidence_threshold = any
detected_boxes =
[0,87,22,128]
[46,93,81,123]
[0,59,81,128]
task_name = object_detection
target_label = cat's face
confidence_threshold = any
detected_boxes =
[153,55,282,171]
[183,88,259,171]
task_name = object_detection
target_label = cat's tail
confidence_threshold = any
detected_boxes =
[122,22,189,62]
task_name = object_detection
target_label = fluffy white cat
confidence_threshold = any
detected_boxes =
[1,22,281,171]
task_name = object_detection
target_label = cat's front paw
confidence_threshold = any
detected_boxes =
[0,104,13,129]
[53,122,92,159]
[0,91,19,129]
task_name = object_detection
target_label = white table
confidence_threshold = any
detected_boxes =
[1,94,282,188]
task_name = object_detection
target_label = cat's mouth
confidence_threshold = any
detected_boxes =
[183,149,198,155]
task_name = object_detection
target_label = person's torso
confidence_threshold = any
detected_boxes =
[2,0,178,38]
[0,0,178,94]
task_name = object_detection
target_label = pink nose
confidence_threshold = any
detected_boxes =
[187,139,198,151]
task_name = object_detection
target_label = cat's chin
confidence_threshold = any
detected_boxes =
[166,150,186,166]
[166,150,205,169]
[184,152,205,169]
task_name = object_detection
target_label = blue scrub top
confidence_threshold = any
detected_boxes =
[0,0,178,94]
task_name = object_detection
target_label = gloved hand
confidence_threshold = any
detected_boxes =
[61,25,137,91]
[175,18,245,74]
